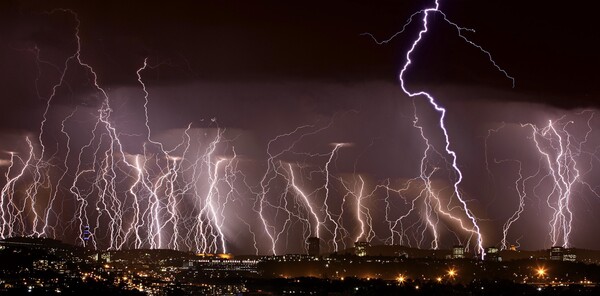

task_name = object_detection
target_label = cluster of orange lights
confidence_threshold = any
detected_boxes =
[396,268,457,285]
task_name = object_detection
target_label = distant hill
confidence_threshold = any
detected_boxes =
[0,236,79,250]
[100,248,195,261]
[335,244,456,259]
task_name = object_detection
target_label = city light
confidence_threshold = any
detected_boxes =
[448,268,457,278]
[536,267,547,278]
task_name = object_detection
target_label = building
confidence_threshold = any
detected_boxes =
[550,246,564,261]
[452,245,465,259]
[100,251,111,263]
[355,241,370,257]
[184,257,260,277]
[563,249,576,262]
[485,246,502,262]
[261,254,316,262]
[82,225,92,249]
[307,237,320,256]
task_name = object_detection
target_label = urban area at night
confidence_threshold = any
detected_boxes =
[1,0,599,295]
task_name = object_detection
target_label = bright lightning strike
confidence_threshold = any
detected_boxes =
[362,0,515,258]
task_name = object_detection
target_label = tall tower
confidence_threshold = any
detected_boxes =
[307,237,320,256]
[82,225,92,249]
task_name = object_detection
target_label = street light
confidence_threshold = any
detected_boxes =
[447,268,457,278]
[536,267,546,278]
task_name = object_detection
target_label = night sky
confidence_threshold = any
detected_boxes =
[1,0,599,254]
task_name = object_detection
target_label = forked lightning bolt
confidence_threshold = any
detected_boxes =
[363,0,514,257]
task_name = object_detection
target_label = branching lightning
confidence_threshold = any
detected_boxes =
[2,3,599,257]
[362,0,515,257]
[486,111,599,249]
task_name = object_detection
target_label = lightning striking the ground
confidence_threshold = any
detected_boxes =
[1,3,599,256]
[0,9,239,254]
[486,111,600,249]
[522,113,595,248]
[362,0,515,257]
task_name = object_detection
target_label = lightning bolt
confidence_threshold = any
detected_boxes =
[0,9,242,253]
[1,140,34,238]
[485,111,597,249]
[288,163,322,240]
[9,3,599,257]
[522,113,594,248]
[363,0,515,258]
[252,122,344,254]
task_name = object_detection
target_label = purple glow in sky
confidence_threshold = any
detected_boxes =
[0,0,599,254]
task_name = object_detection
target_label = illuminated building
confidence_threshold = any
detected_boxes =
[355,241,370,257]
[550,246,564,261]
[33,259,49,271]
[100,252,112,263]
[184,258,260,277]
[563,249,576,262]
[307,237,320,257]
[452,245,465,259]
[485,246,502,262]
[262,254,318,262]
